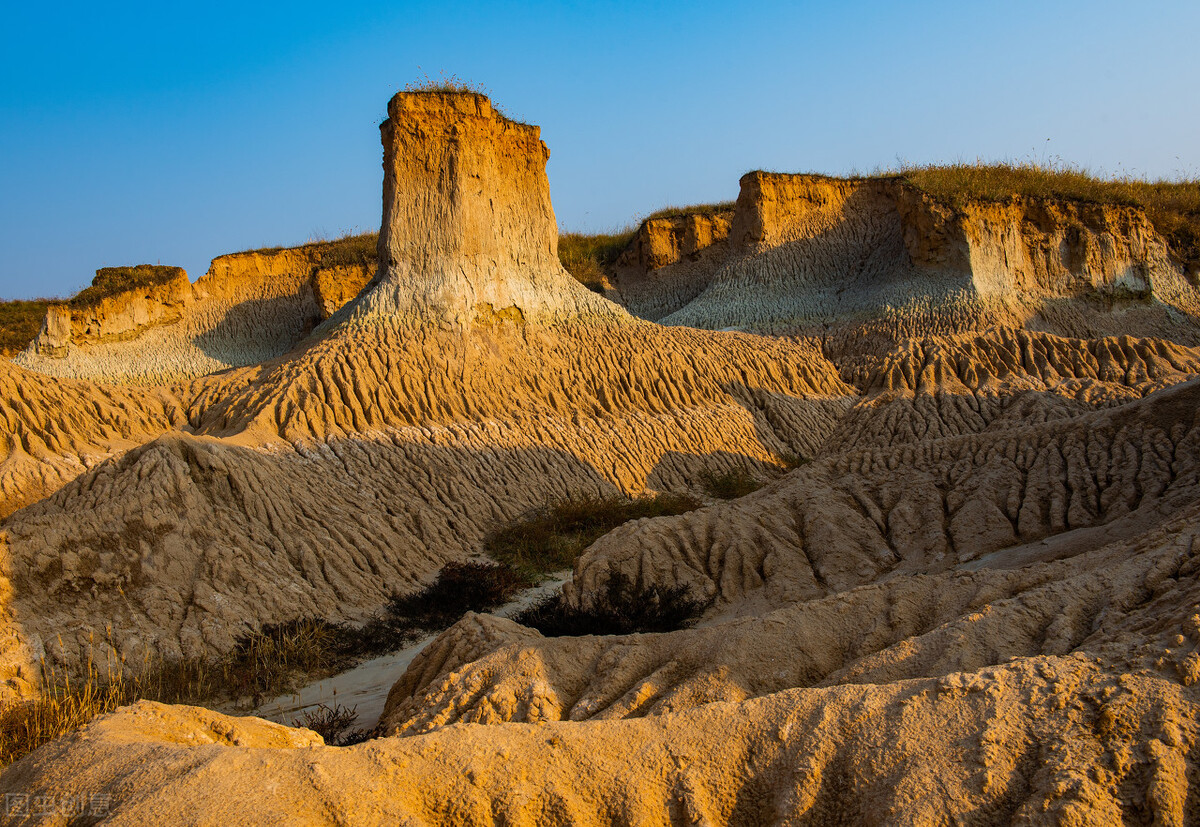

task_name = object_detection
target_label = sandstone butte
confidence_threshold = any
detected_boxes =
[0,90,1199,825]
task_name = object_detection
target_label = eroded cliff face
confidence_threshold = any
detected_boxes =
[659,172,1200,344]
[896,187,1177,302]
[609,211,734,322]
[619,212,732,271]
[17,244,373,382]
[198,245,373,318]
[33,267,194,357]
[353,92,621,328]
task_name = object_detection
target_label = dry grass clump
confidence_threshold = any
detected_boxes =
[485,493,701,580]
[403,70,491,97]
[897,162,1200,268]
[0,299,52,354]
[67,265,184,309]
[0,653,221,767]
[644,201,737,221]
[512,572,711,637]
[0,620,380,767]
[558,230,636,292]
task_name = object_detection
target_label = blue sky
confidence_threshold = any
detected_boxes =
[1,1,1198,299]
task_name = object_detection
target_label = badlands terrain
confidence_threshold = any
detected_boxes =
[1,90,1200,824]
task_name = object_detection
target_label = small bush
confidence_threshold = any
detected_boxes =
[292,703,377,746]
[485,493,701,580]
[512,573,711,637]
[701,468,762,499]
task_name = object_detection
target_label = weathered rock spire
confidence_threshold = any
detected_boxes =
[351,91,622,328]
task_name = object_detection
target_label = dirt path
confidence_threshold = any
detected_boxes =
[254,572,571,729]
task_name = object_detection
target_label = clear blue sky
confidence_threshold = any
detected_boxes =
[2,1,1198,299]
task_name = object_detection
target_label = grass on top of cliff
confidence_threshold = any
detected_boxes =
[644,201,737,221]
[896,162,1200,268]
[66,265,184,309]
[241,232,379,269]
[0,299,53,355]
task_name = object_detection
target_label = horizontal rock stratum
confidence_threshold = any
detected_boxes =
[3,91,1200,825]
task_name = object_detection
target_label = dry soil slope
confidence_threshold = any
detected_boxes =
[6,382,1200,823]
[547,331,1198,608]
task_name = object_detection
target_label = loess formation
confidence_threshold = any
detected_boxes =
[2,91,1200,825]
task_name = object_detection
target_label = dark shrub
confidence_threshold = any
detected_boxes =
[292,702,379,746]
[513,572,711,637]
[700,468,761,499]
[485,493,701,579]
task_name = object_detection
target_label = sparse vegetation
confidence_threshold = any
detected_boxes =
[66,265,184,309]
[485,493,701,580]
[894,162,1200,270]
[0,299,53,354]
[776,452,810,472]
[644,201,737,221]
[700,468,762,499]
[512,572,711,637]
[237,232,379,268]
[403,70,491,97]
[557,229,636,291]
[0,654,222,767]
